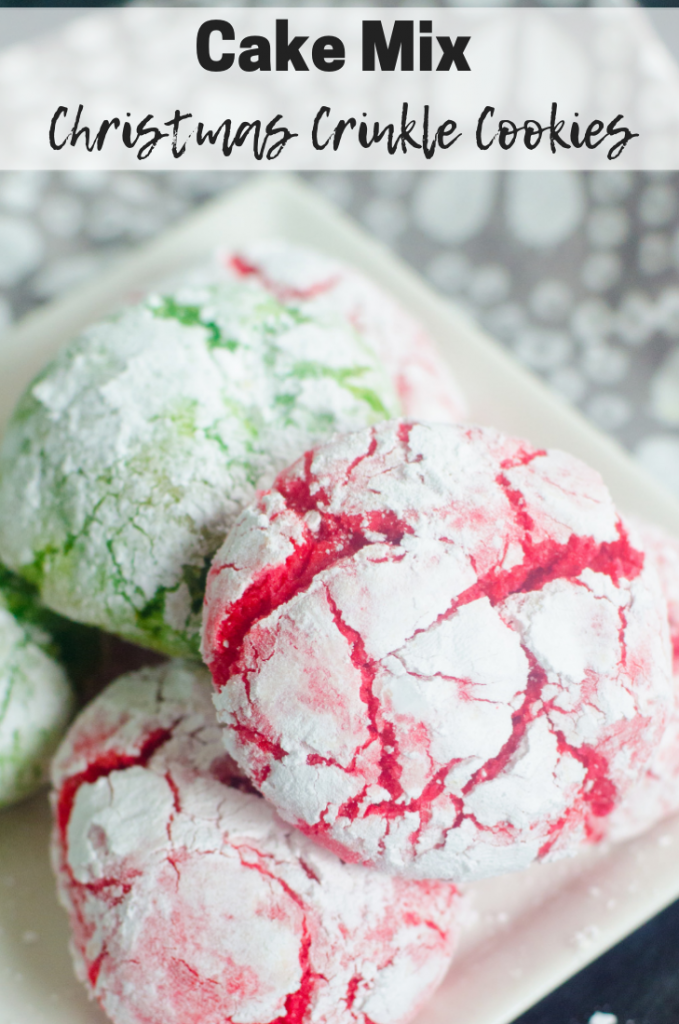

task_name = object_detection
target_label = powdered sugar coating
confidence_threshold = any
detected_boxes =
[0,568,76,809]
[203,421,672,882]
[640,522,679,676]
[51,661,461,1024]
[220,240,466,424]
[597,521,679,843]
[0,274,401,658]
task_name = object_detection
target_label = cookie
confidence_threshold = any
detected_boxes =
[223,240,466,424]
[0,272,401,658]
[203,421,671,881]
[51,661,461,1024]
[0,566,79,809]
[597,521,679,843]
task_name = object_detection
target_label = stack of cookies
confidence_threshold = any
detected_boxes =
[0,242,676,1024]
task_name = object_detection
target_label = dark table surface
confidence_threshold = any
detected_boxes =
[513,898,679,1024]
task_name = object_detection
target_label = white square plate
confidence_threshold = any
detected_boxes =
[2,176,679,1024]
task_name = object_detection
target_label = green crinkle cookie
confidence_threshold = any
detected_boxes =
[0,567,77,810]
[0,275,401,658]
[0,566,100,694]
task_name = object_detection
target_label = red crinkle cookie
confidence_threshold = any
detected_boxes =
[595,521,679,843]
[202,421,672,882]
[222,240,467,424]
[51,661,461,1024]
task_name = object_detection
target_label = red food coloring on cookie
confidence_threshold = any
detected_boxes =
[56,726,174,849]
[51,663,462,1024]
[592,521,679,844]
[228,253,340,304]
[223,241,467,424]
[203,422,672,881]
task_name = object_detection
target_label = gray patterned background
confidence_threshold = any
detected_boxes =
[1,166,679,497]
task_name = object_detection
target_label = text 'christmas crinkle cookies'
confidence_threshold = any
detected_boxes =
[0,566,79,809]
[221,239,467,424]
[51,660,461,1024]
[202,421,672,882]
[0,269,403,659]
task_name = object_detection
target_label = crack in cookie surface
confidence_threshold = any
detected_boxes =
[51,660,461,1024]
[203,421,672,881]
